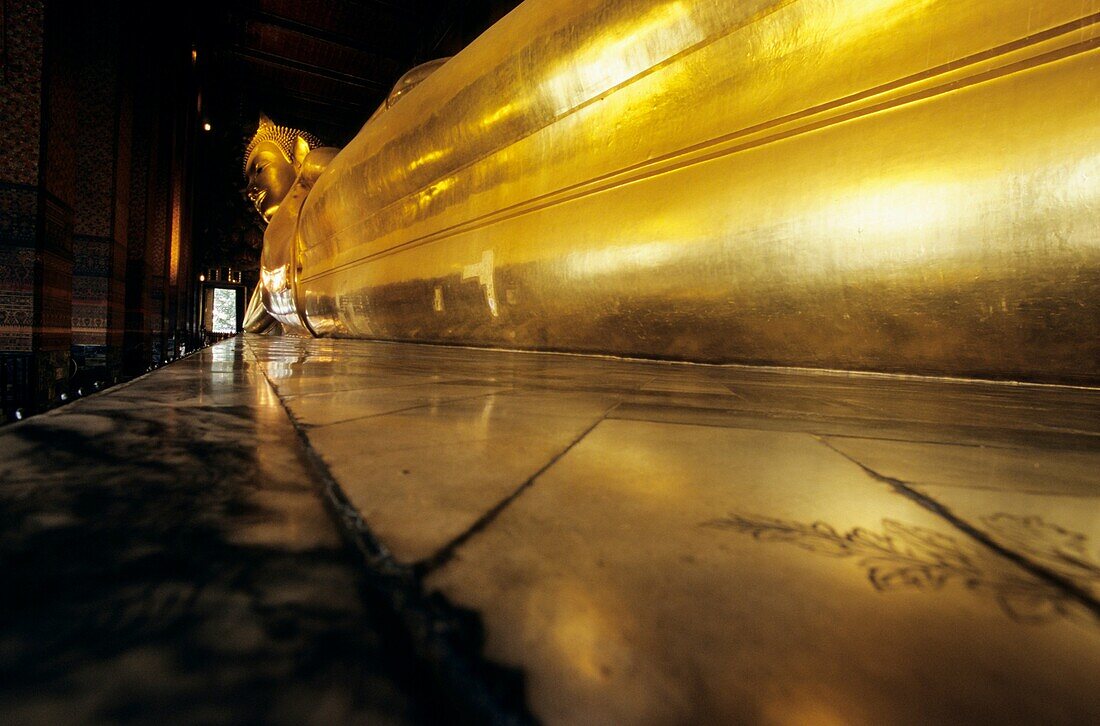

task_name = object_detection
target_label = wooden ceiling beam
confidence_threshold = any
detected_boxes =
[244,10,409,62]
[256,87,374,113]
[230,46,389,90]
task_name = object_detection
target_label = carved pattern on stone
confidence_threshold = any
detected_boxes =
[704,513,1099,626]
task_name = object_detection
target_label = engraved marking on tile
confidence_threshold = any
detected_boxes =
[704,512,1099,627]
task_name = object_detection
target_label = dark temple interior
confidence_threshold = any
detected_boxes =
[1,2,1098,724]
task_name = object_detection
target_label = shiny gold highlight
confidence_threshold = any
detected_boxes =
[248,0,1100,383]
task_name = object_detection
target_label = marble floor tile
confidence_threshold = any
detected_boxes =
[425,419,1100,725]
[281,383,508,428]
[303,390,617,563]
[610,388,1100,450]
[822,436,1100,599]
[12,333,1093,724]
[265,370,456,397]
[914,484,1100,600]
[821,436,1100,496]
[0,339,444,724]
[638,377,739,396]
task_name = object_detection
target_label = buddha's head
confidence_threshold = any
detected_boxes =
[243,114,324,223]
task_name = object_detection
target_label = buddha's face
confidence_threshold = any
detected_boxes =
[245,141,297,223]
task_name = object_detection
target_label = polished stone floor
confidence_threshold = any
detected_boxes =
[254,335,1100,725]
[0,343,466,724]
[3,335,1100,724]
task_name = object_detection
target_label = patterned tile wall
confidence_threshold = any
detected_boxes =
[1,2,196,388]
[36,194,72,358]
[71,3,118,240]
[0,185,37,352]
[72,235,111,346]
[0,1,45,355]
[0,247,36,352]
[70,23,115,353]
[0,1,44,185]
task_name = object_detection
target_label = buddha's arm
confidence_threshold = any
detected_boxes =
[299,148,339,187]
[257,147,341,334]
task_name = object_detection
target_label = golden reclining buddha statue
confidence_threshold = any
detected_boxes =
[242,0,1100,383]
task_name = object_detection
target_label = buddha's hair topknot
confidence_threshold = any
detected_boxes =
[243,113,324,174]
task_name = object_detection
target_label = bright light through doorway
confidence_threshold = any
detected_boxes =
[212,288,237,333]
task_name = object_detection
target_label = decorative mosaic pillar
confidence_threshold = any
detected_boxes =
[0,2,45,363]
[69,2,127,386]
[2,0,198,409]
[123,29,174,374]
[0,0,74,410]
[120,11,198,375]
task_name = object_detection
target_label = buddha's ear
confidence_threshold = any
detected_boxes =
[293,135,311,167]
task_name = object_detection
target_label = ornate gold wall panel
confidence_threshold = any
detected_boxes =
[283,0,1100,382]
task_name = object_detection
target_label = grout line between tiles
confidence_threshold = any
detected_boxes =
[606,408,1099,451]
[285,380,481,397]
[243,338,535,726]
[808,430,1086,450]
[300,389,510,429]
[415,401,622,576]
[815,436,1100,621]
[900,482,1100,499]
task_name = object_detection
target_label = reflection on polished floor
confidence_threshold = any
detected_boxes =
[0,342,448,723]
[4,335,1099,724]
[252,335,1100,724]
